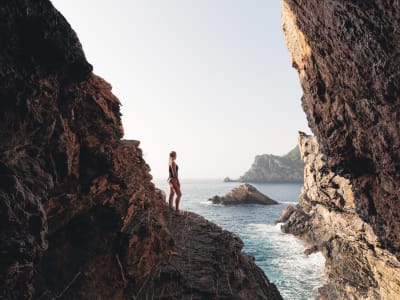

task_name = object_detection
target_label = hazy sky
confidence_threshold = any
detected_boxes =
[52,0,309,179]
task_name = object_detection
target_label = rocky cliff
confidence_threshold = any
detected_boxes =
[0,1,281,299]
[239,146,304,183]
[280,133,400,299]
[281,0,400,298]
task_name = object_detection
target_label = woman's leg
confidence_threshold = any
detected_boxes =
[168,184,175,209]
[172,180,182,211]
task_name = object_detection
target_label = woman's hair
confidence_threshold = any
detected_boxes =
[169,151,177,158]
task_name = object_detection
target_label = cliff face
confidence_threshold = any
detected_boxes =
[0,1,281,299]
[239,146,304,183]
[280,133,400,299]
[281,1,400,298]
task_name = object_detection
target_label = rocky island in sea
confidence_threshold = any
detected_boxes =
[223,176,237,182]
[209,184,278,205]
[227,146,304,183]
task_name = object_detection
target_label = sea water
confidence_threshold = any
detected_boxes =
[154,179,325,300]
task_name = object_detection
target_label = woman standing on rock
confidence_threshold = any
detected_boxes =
[168,151,182,211]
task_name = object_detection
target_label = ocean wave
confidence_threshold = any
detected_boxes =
[281,201,299,205]
[244,223,325,299]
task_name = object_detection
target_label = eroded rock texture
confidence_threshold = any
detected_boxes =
[280,133,400,299]
[281,1,400,299]
[140,211,281,300]
[0,1,281,299]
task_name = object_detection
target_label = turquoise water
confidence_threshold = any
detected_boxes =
[154,179,325,300]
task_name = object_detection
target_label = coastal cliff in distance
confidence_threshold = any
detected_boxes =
[281,0,400,298]
[0,1,281,299]
[239,146,304,183]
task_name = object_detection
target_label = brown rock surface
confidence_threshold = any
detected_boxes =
[0,1,282,299]
[136,210,282,300]
[209,184,278,205]
[282,0,400,251]
[281,0,400,298]
[280,133,400,299]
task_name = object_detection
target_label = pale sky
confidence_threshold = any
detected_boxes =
[51,0,309,179]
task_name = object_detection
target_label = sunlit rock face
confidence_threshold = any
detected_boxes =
[282,1,400,298]
[0,1,281,299]
[280,133,400,299]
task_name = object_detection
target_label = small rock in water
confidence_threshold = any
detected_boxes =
[209,184,278,205]
[223,177,235,182]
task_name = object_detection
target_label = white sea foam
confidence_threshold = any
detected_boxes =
[245,223,326,299]
[282,201,300,205]
[200,200,213,205]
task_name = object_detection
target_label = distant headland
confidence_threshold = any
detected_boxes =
[225,146,304,183]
